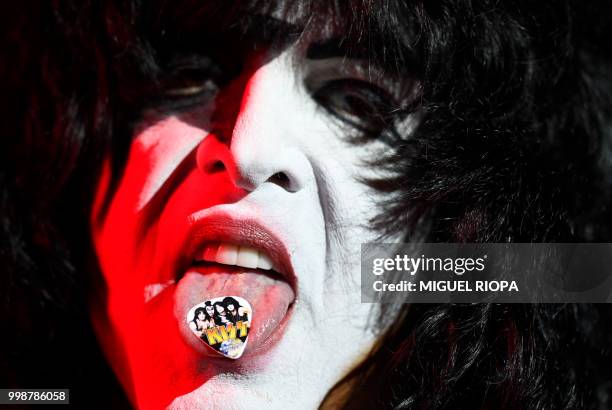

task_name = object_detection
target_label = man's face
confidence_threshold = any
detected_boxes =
[90,23,411,409]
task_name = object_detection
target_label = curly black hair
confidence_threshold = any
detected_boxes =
[1,1,611,409]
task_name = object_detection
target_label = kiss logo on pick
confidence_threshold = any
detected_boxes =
[186,296,252,359]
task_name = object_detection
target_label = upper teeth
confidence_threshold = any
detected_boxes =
[197,242,275,271]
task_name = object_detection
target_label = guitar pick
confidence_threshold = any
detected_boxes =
[186,296,252,359]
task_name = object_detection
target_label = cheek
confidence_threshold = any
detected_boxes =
[88,118,212,402]
[122,117,209,213]
[91,117,208,276]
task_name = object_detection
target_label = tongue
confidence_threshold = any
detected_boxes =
[174,267,295,357]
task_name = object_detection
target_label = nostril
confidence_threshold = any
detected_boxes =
[208,160,225,173]
[267,172,292,191]
[270,172,288,183]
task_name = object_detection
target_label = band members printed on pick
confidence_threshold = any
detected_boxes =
[213,302,232,326]
[223,297,251,324]
[186,296,252,359]
[204,302,216,326]
[188,307,209,338]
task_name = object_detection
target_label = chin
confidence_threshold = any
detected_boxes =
[164,315,375,410]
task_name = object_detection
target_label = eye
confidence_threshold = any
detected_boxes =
[311,78,402,136]
[163,76,219,98]
[148,54,227,113]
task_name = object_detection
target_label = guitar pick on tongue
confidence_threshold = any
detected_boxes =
[186,296,252,359]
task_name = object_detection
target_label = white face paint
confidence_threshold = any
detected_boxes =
[91,34,412,409]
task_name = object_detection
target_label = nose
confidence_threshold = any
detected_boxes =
[196,59,310,194]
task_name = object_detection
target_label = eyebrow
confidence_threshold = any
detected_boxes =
[306,37,367,60]
[245,14,303,51]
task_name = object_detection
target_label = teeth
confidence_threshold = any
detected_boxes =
[217,243,238,265]
[236,246,259,269]
[198,242,276,271]
[257,253,273,270]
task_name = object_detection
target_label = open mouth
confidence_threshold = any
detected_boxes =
[173,214,297,359]
[195,243,278,271]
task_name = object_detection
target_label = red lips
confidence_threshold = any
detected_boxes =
[178,213,297,290]
[173,212,297,358]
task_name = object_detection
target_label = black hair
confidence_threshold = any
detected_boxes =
[192,307,206,322]
[203,302,215,321]
[1,1,611,409]
[213,302,226,311]
[223,297,247,324]
[212,302,227,323]
[222,297,240,309]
